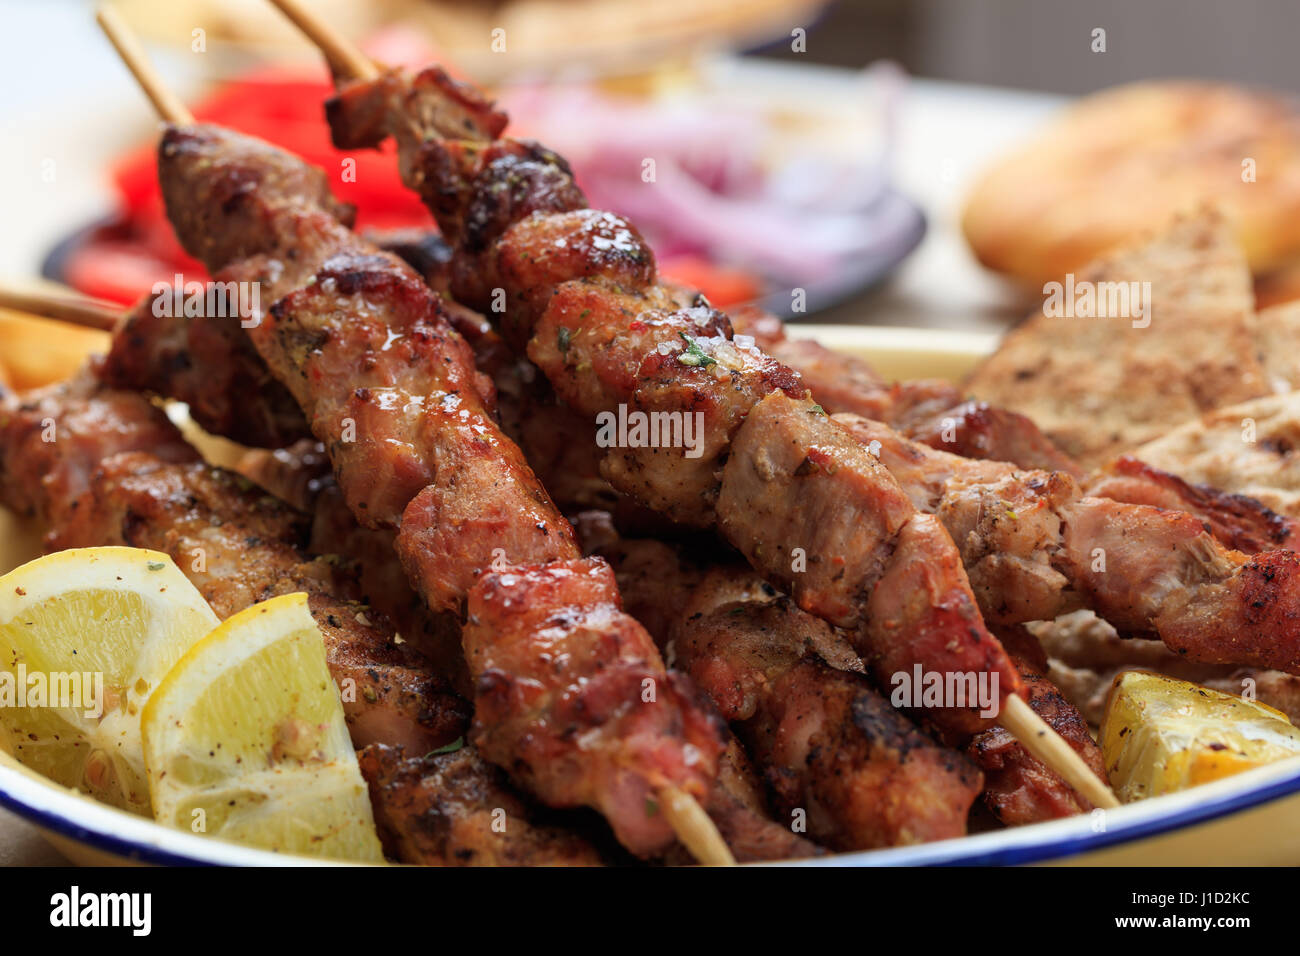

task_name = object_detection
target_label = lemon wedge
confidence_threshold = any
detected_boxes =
[0,547,220,813]
[1100,670,1300,802]
[141,592,383,862]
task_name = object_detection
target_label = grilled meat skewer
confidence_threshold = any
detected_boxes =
[594,526,1101,832]
[728,307,1081,474]
[671,566,984,850]
[91,280,1299,574]
[840,415,1300,674]
[140,121,727,860]
[0,374,462,750]
[731,309,1300,556]
[348,236,1081,476]
[486,362,992,843]
[94,228,491,452]
[101,3,1115,810]
[98,286,311,448]
[0,377,460,753]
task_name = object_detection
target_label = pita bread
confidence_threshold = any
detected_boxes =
[1132,389,1300,520]
[963,81,1300,287]
[1256,300,1300,392]
[965,209,1269,469]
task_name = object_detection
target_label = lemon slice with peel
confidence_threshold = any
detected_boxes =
[0,547,220,814]
[1101,670,1300,802]
[141,592,383,862]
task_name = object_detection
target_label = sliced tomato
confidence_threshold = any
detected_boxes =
[63,240,196,307]
[659,255,763,308]
[77,31,755,314]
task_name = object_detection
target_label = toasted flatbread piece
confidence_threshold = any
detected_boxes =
[963,81,1300,287]
[1257,300,1300,392]
[965,210,1269,469]
[1133,390,1300,520]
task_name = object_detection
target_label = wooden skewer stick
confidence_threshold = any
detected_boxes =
[1002,694,1119,809]
[0,285,118,332]
[263,0,378,81]
[659,785,735,866]
[95,0,736,867]
[96,5,194,126]
[268,0,1122,826]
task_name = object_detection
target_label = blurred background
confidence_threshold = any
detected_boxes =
[2,0,1297,337]
[767,0,1300,94]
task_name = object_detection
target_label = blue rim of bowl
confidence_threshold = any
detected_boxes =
[0,758,309,866]
[0,785,213,866]
[5,753,1300,866]
[812,757,1300,866]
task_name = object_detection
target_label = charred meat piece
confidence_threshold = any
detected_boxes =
[673,567,983,850]
[358,743,607,866]
[96,290,309,448]
[728,308,1079,474]
[840,414,1300,675]
[663,739,825,864]
[0,373,197,529]
[718,393,1022,740]
[1086,455,1299,554]
[465,558,727,856]
[967,640,1108,826]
